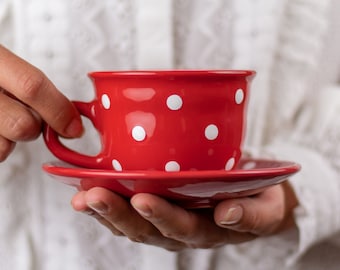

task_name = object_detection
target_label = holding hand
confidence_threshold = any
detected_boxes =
[71,181,298,250]
[0,45,83,161]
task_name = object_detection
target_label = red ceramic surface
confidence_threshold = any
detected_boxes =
[42,158,300,208]
[44,70,255,171]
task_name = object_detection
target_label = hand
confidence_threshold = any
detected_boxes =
[0,45,83,161]
[71,181,298,251]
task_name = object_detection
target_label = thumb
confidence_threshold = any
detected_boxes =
[214,183,295,236]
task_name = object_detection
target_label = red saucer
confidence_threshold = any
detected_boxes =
[42,158,300,208]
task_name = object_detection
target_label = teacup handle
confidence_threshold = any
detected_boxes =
[43,101,107,169]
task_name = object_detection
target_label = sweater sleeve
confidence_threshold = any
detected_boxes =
[264,85,340,263]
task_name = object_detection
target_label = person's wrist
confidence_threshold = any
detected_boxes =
[276,181,299,232]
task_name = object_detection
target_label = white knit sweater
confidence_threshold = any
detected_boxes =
[1,0,340,269]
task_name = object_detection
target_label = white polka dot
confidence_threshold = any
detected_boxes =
[225,158,235,171]
[132,126,146,141]
[165,161,180,172]
[101,94,111,109]
[166,95,183,110]
[112,159,122,171]
[235,89,244,104]
[205,124,219,140]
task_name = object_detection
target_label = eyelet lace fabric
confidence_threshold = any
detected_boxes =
[1,0,340,269]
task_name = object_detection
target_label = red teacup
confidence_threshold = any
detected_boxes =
[43,70,255,171]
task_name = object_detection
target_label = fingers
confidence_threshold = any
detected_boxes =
[0,91,42,141]
[214,184,291,235]
[131,193,255,248]
[131,193,218,248]
[71,191,124,236]
[0,136,15,161]
[71,188,185,250]
[0,45,83,138]
[71,189,259,251]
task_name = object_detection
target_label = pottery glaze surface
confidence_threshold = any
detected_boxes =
[43,158,300,208]
[44,70,255,171]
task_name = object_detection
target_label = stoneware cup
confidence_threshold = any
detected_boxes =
[43,70,255,171]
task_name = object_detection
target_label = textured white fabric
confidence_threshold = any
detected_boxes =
[1,0,340,269]
[0,0,9,20]
[135,0,173,69]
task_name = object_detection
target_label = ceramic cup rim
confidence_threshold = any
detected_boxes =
[88,70,256,79]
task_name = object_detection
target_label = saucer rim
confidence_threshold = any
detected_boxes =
[42,158,301,181]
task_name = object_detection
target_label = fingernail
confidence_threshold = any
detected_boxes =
[65,118,84,137]
[87,201,109,215]
[220,205,243,226]
[81,209,97,216]
[133,204,152,218]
